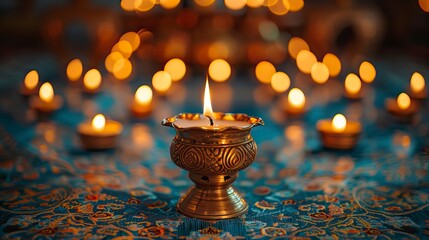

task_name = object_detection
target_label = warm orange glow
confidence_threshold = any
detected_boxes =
[289,0,304,11]
[164,58,186,82]
[288,88,305,109]
[66,59,83,82]
[208,59,231,82]
[345,73,362,95]
[105,52,124,73]
[135,85,153,105]
[288,37,310,60]
[111,41,133,59]
[322,53,341,77]
[134,0,156,12]
[39,82,54,103]
[359,61,376,83]
[332,114,346,133]
[83,69,102,91]
[112,58,132,80]
[247,0,264,8]
[410,72,425,93]
[224,0,247,10]
[160,0,181,9]
[419,0,429,12]
[271,72,290,93]
[203,78,214,118]
[268,0,290,15]
[92,114,105,132]
[397,93,411,110]
[208,41,229,60]
[311,62,330,84]
[255,61,276,84]
[24,70,39,90]
[121,0,135,11]
[296,50,317,74]
[195,0,215,7]
[120,32,141,52]
[152,71,172,93]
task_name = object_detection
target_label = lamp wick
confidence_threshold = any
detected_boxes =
[205,115,214,126]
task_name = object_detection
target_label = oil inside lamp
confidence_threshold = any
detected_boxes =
[83,69,102,93]
[410,72,426,99]
[317,113,361,149]
[385,92,418,121]
[344,73,362,99]
[66,59,83,82]
[131,85,153,117]
[30,82,63,114]
[78,113,123,150]
[21,70,39,96]
[283,88,306,115]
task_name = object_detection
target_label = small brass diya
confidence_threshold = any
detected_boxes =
[162,112,263,219]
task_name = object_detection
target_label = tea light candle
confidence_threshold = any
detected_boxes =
[78,114,123,150]
[317,114,361,149]
[82,69,102,93]
[131,85,153,117]
[409,72,426,99]
[282,88,306,115]
[386,92,418,121]
[20,70,39,96]
[30,82,63,114]
[344,73,363,99]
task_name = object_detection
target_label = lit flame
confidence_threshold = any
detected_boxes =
[203,77,214,119]
[83,69,102,90]
[24,70,39,90]
[135,85,153,105]
[332,114,346,133]
[410,72,425,93]
[345,73,362,95]
[39,82,54,103]
[397,93,411,110]
[92,114,105,132]
[288,88,306,109]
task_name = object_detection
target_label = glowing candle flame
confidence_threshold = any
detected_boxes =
[288,88,305,109]
[39,82,54,103]
[203,77,214,119]
[345,73,362,95]
[92,114,105,132]
[24,70,39,90]
[83,69,102,91]
[397,93,411,110]
[332,114,346,132]
[135,85,153,105]
[410,72,425,93]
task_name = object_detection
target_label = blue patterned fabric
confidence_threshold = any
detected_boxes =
[0,54,428,239]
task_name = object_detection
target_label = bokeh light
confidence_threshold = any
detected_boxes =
[160,0,181,9]
[135,0,156,12]
[288,88,305,109]
[345,73,362,95]
[113,58,133,80]
[288,37,310,60]
[419,0,429,12]
[24,70,39,90]
[105,52,124,73]
[288,0,304,11]
[164,58,186,82]
[120,32,141,52]
[410,72,425,93]
[83,69,102,91]
[271,72,291,93]
[195,0,215,7]
[135,85,153,105]
[255,61,276,84]
[310,62,330,84]
[66,59,83,82]
[39,82,54,103]
[397,93,411,110]
[332,114,347,132]
[152,71,172,94]
[322,53,341,77]
[112,41,133,59]
[268,0,290,15]
[247,0,264,8]
[208,59,231,82]
[92,114,105,131]
[296,50,317,74]
[224,0,247,10]
[359,61,376,83]
[121,0,135,11]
